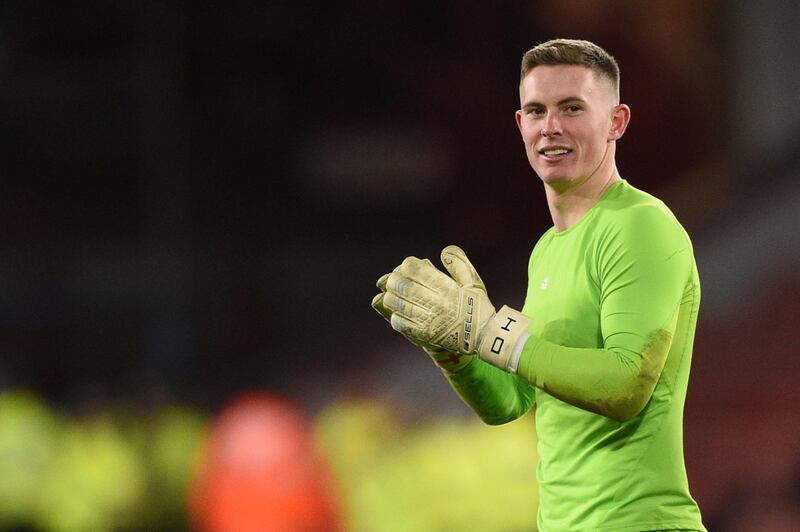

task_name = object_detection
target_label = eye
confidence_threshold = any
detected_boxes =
[565,104,582,114]
[528,107,545,117]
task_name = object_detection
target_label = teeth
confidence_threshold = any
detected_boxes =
[544,148,569,156]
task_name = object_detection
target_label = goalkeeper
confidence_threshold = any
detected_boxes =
[372,39,706,531]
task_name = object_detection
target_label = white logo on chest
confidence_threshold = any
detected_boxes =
[540,277,549,290]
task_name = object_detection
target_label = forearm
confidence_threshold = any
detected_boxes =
[517,328,672,422]
[444,358,534,425]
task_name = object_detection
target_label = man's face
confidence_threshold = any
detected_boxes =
[515,65,623,190]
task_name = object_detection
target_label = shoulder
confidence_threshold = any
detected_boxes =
[596,181,690,248]
[591,182,695,284]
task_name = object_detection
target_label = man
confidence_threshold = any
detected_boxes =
[372,39,705,531]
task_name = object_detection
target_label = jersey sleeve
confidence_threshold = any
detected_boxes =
[444,358,535,425]
[517,204,693,421]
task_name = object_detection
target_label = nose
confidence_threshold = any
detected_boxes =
[541,112,562,137]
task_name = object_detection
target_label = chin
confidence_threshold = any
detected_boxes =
[536,171,573,185]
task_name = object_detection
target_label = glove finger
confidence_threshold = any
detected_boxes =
[385,271,411,296]
[440,245,486,290]
[383,291,430,324]
[385,271,438,302]
[380,290,406,313]
[392,255,425,274]
[373,292,430,349]
[395,256,456,295]
[375,273,390,291]
[371,292,392,323]
[390,312,424,338]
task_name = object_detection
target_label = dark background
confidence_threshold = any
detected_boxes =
[1,2,799,529]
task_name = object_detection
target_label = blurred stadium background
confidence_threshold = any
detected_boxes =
[0,1,799,530]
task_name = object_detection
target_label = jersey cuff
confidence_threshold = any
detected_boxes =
[508,331,530,374]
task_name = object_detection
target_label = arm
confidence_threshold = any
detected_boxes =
[445,358,535,425]
[518,207,691,421]
[518,312,677,422]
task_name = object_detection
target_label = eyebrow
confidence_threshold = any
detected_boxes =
[521,96,586,110]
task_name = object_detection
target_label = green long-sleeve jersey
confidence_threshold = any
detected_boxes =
[446,180,705,531]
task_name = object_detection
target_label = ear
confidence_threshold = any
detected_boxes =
[514,109,524,136]
[608,103,631,141]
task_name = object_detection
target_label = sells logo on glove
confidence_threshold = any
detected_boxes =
[464,296,475,352]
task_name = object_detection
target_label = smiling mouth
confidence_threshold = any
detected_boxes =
[539,148,572,156]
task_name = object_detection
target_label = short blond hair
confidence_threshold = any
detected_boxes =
[520,39,620,99]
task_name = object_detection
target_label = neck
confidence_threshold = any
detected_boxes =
[545,161,621,232]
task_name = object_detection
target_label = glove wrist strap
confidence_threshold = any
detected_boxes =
[477,306,531,373]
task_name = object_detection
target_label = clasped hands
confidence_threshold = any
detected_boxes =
[372,245,531,374]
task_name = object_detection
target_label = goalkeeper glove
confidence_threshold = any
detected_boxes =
[372,260,473,373]
[378,245,531,373]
